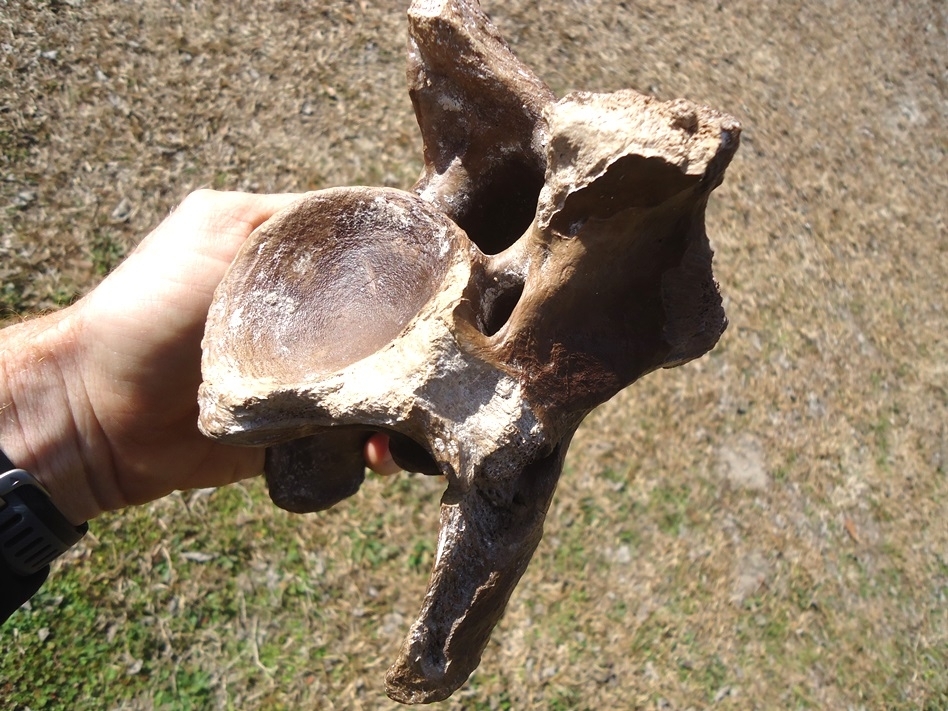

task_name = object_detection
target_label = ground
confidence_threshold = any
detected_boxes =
[1,1,946,709]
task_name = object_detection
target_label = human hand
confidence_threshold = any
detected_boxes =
[0,190,399,525]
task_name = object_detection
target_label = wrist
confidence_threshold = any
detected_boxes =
[0,308,105,525]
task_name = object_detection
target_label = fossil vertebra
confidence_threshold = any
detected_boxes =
[199,0,740,703]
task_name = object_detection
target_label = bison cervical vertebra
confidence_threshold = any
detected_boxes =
[199,0,740,703]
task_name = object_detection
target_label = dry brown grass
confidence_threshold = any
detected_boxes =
[1,1,946,709]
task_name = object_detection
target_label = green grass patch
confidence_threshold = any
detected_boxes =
[89,229,127,277]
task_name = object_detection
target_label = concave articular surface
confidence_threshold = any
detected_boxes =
[199,0,740,703]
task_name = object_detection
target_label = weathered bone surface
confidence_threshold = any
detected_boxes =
[199,0,740,703]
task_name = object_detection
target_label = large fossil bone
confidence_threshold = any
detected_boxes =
[198,0,740,703]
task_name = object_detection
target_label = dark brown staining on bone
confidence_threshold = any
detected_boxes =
[266,429,369,513]
[506,187,717,419]
[406,0,552,256]
[385,442,567,704]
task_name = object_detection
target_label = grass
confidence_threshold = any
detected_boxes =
[89,229,128,277]
[2,0,948,708]
[1,477,440,709]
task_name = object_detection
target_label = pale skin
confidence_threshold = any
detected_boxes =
[0,189,400,527]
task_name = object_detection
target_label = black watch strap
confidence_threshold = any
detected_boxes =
[0,449,88,577]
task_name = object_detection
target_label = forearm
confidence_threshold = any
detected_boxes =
[1,191,395,535]
[0,308,106,525]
